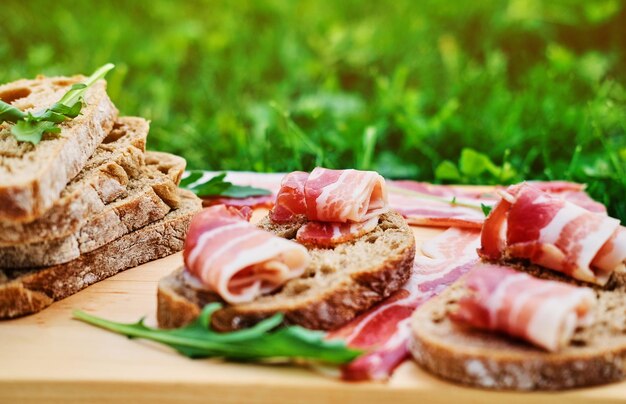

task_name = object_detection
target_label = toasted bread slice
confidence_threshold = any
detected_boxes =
[0,75,118,223]
[0,152,186,268]
[0,117,148,245]
[157,211,416,331]
[409,266,626,390]
[0,189,202,319]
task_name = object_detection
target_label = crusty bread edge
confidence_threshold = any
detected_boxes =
[409,279,626,390]
[157,211,416,331]
[0,190,202,319]
[0,80,118,223]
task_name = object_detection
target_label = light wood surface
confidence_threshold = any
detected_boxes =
[1,220,625,403]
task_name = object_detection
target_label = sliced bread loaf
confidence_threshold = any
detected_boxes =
[0,75,118,223]
[0,117,148,245]
[0,189,202,319]
[157,211,416,331]
[0,152,186,268]
[409,267,626,390]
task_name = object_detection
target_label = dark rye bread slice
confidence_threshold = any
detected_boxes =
[0,117,148,245]
[0,152,186,268]
[157,211,416,331]
[409,265,626,390]
[0,189,202,319]
[0,75,118,223]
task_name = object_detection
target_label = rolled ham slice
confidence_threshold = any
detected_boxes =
[183,205,310,304]
[479,183,626,285]
[269,167,389,246]
[269,171,308,223]
[304,167,388,223]
[450,263,596,352]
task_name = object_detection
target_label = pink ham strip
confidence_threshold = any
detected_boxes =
[387,180,606,229]
[451,263,596,351]
[304,167,388,223]
[296,216,379,247]
[183,205,309,304]
[269,168,389,246]
[269,171,308,223]
[388,180,496,229]
[480,183,626,285]
[328,227,481,381]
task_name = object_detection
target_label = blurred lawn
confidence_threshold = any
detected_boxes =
[2,0,625,220]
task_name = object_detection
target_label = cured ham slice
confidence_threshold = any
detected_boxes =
[269,168,389,246]
[328,228,481,380]
[296,216,379,247]
[387,180,606,229]
[183,205,309,304]
[450,263,596,352]
[268,171,308,223]
[202,194,274,209]
[304,167,388,222]
[479,183,626,285]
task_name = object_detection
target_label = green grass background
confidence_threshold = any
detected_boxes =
[2,0,625,220]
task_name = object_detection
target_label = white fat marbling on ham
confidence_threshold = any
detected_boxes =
[480,183,626,285]
[451,263,596,352]
[270,167,389,246]
[326,227,481,381]
[183,205,309,304]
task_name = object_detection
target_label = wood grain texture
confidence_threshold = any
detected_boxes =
[0,214,624,403]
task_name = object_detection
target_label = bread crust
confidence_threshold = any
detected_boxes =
[0,76,118,223]
[0,190,202,319]
[0,117,148,245]
[409,272,626,390]
[157,211,416,331]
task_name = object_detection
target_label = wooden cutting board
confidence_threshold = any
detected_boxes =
[1,220,624,404]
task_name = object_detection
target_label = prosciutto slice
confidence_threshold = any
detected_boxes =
[269,171,308,223]
[295,216,379,247]
[183,205,309,304]
[451,263,596,352]
[328,227,481,380]
[304,167,388,222]
[269,168,389,246]
[479,183,626,285]
[387,180,606,229]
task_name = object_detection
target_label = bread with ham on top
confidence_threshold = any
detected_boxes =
[410,182,626,390]
[157,167,416,331]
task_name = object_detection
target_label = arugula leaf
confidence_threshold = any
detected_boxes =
[2,63,114,145]
[181,171,272,198]
[481,203,493,216]
[73,303,361,364]
[0,100,27,122]
[11,120,60,143]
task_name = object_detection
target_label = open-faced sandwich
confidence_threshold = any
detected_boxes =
[410,182,626,390]
[157,167,416,331]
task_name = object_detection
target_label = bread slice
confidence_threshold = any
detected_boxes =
[157,211,416,331]
[0,75,118,223]
[0,152,186,268]
[409,266,626,390]
[0,117,148,245]
[0,189,202,319]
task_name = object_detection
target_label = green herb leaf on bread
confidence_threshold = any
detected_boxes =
[73,303,361,364]
[0,63,114,144]
[181,171,272,198]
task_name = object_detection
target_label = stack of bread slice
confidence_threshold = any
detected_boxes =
[0,73,202,318]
